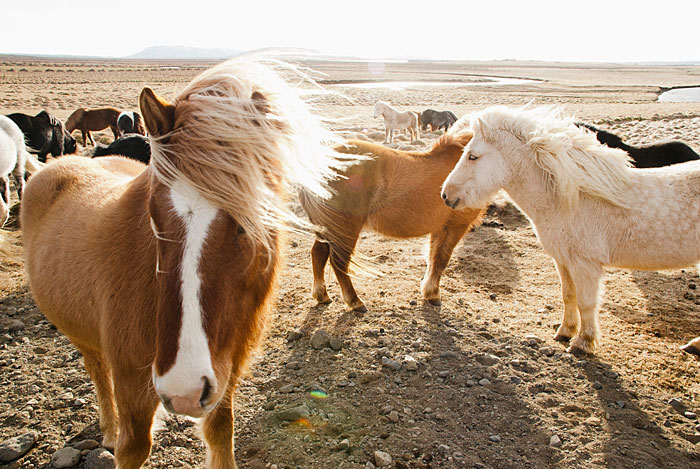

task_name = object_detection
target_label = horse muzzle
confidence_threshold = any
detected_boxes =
[155,375,217,418]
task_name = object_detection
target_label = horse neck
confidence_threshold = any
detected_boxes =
[500,147,561,223]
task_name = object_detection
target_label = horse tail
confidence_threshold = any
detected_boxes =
[23,150,44,174]
[298,188,381,278]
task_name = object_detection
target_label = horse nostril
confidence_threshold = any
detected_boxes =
[199,377,212,407]
[441,191,447,201]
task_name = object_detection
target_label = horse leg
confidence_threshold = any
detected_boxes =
[421,223,469,305]
[110,125,121,140]
[11,161,26,201]
[328,224,366,312]
[311,238,332,304]
[553,261,580,342]
[81,349,119,449]
[566,261,603,355]
[680,336,700,356]
[112,368,159,468]
[203,379,237,469]
[383,125,390,144]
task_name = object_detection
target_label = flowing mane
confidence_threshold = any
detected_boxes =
[150,58,342,253]
[473,105,635,208]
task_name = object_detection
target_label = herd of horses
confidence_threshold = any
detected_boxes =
[2,58,700,468]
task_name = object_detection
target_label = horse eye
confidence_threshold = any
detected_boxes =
[468,153,480,161]
[236,225,245,236]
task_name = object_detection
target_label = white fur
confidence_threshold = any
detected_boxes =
[442,105,700,354]
[152,180,218,402]
[0,115,42,226]
[374,101,419,143]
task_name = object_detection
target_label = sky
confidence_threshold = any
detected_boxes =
[3,1,699,63]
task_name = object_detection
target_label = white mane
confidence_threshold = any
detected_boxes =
[149,57,344,254]
[473,105,635,208]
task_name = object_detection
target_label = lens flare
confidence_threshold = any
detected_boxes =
[294,418,312,428]
[309,390,328,399]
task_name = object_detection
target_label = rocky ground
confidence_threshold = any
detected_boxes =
[1,58,700,468]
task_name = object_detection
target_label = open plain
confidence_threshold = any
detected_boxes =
[1,56,700,468]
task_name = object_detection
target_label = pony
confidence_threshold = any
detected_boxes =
[6,110,77,162]
[93,134,151,164]
[373,101,419,143]
[300,128,484,312]
[577,122,700,168]
[117,111,147,136]
[442,105,700,356]
[21,58,342,468]
[65,107,121,145]
[421,109,458,132]
[0,115,42,225]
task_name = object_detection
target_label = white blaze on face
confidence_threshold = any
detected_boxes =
[153,179,218,399]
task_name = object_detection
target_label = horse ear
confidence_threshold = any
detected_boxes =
[476,117,491,139]
[139,87,176,137]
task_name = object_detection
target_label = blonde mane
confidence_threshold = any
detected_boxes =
[473,105,635,208]
[149,58,343,254]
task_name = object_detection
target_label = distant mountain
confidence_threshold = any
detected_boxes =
[126,46,242,60]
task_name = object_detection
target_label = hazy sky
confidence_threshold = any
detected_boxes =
[3,1,699,62]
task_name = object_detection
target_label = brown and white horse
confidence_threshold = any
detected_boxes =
[21,58,342,468]
[65,106,121,145]
[300,127,484,312]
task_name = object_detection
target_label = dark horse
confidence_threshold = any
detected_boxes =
[117,111,146,136]
[420,109,458,132]
[6,111,77,162]
[66,107,121,146]
[578,122,700,168]
[92,134,151,164]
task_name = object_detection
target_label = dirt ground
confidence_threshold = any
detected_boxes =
[1,57,700,468]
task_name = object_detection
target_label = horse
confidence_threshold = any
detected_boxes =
[577,122,700,168]
[0,115,42,225]
[6,110,77,162]
[373,101,420,143]
[117,111,147,136]
[421,109,458,132]
[65,107,121,146]
[21,58,343,468]
[299,128,484,312]
[442,104,700,356]
[93,134,151,164]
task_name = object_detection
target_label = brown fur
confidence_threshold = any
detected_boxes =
[65,107,121,146]
[22,88,282,468]
[299,132,484,311]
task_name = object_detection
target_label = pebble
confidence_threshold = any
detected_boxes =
[510,376,522,385]
[616,401,626,409]
[550,435,563,447]
[388,411,399,423]
[374,450,393,467]
[438,444,450,455]
[7,319,25,333]
[585,416,602,426]
[72,440,99,451]
[381,357,402,371]
[684,411,697,420]
[51,447,82,468]
[668,398,685,410]
[0,432,37,463]
[286,330,303,343]
[277,404,310,421]
[337,439,350,451]
[329,337,343,351]
[279,384,295,393]
[525,334,543,344]
[488,435,501,443]
[592,381,603,390]
[404,355,418,371]
[310,330,332,349]
[84,448,116,469]
[476,354,500,366]
[478,378,491,386]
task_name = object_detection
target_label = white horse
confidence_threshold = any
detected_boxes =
[442,104,700,356]
[374,101,419,143]
[0,115,42,226]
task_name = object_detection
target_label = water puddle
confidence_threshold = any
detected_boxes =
[332,77,537,90]
[658,87,700,102]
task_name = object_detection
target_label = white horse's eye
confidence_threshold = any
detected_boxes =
[468,153,480,161]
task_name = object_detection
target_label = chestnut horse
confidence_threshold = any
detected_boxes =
[65,106,121,145]
[299,129,484,312]
[21,59,342,468]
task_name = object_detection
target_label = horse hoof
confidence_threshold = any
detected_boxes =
[353,305,368,314]
[553,333,572,343]
[316,296,332,305]
[567,344,592,357]
[680,343,700,356]
[427,298,442,306]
